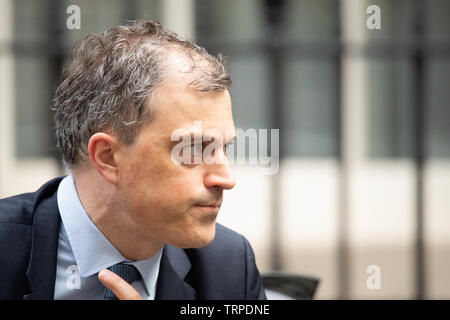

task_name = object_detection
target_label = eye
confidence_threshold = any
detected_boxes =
[224,141,235,155]
[192,143,203,155]
[182,143,203,158]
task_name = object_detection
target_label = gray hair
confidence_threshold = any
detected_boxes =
[53,20,231,168]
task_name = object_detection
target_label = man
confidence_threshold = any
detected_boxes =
[0,20,266,300]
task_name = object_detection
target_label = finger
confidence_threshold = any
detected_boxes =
[98,269,142,300]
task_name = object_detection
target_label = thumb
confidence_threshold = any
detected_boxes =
[98,269,142,300]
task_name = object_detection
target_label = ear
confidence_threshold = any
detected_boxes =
[88,132,120,185]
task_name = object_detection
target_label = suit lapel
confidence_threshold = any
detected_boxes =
[155,244,196,300]
[24,181,62,300]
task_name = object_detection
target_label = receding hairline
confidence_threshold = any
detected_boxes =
[140,45,230,109]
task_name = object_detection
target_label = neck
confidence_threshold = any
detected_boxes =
[72,167,164,261]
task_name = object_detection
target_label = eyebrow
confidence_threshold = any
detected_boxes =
[176,133,237,144]
[225,135,237,145]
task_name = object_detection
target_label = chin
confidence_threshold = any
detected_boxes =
[192,234,215,248]
[174,225,217,249]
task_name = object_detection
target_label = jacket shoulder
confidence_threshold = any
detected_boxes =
[185,223,265,299]
[193,223,250,260]
[215,223,248,248]
[0,177,63,299]
[0,177,64,226]
[0,193,35,226]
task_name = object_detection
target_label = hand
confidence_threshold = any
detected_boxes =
[98,269,142,300]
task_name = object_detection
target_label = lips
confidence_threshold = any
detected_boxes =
[195,198,222,207]
[196,203,221,208]
[194,202,222,215]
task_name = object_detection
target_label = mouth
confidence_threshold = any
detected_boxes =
[197,202,221,207]
[195,204,220,209]
[194,202,222,214]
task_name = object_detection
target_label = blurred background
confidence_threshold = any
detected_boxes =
[0,0,449,299]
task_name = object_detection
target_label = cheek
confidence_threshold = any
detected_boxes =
[120,144,205,208]
[122,161,146,194]
[124,148,160,187]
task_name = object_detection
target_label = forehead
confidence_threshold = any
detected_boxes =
[150,74,235,135]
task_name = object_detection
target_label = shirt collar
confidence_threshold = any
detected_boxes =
[57,174,162,297]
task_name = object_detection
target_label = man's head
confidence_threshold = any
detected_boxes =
[53,20,236,250]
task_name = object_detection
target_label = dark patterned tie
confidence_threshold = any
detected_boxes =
[104,263,141,300]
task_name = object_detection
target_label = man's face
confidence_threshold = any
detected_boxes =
[115,74,236,249]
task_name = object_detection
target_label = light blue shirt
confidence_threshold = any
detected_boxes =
[53,175,163,300]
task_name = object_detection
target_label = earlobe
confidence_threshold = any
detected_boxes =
[88,133,119,184]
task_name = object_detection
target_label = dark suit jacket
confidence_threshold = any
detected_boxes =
[0,177,266,300]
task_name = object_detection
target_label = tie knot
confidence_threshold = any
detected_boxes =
[108,263,141,283]
[104,263,141,299]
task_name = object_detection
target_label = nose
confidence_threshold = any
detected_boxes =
[203,157,236,190]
